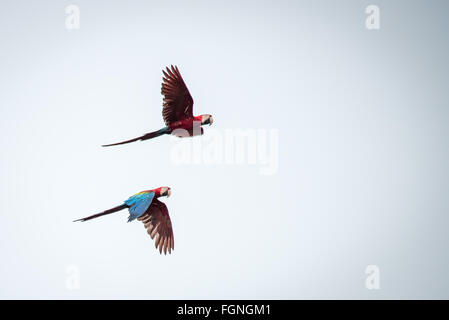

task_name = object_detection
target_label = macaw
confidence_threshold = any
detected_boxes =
[74,187,174,254]
[102,65,213,147]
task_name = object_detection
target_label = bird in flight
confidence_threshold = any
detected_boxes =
[102,65,213,147]
[74,187,174,254]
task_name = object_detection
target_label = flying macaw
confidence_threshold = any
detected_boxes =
[74,187,174,254]
[102,65,213,147]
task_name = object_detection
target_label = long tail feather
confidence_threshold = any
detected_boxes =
[102,127,170,147]
[74,204,128,222]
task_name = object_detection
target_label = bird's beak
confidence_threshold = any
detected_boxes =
[209,116,213,126]
[166,189,171,197]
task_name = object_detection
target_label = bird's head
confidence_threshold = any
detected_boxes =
[157,186,171,198]
[200,114,213,126]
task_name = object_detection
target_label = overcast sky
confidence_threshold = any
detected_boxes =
[0,0,448,299]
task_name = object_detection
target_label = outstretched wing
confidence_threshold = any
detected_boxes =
[137,199,174,254]
[161,65,194,126]
[125,191,155,222]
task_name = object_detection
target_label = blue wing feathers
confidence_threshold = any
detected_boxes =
[124,192,155,222]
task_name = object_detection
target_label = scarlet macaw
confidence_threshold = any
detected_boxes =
[74,187,174,254]
[102,65,213,147]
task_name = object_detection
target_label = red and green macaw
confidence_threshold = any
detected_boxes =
[102,65,213,147]
[74,187,174,254]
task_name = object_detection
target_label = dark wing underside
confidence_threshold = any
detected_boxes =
[161,65,194,126]
[137,199,174,254]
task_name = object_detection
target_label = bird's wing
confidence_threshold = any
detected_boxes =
[161,65,194,126]
[125,191,155,222]
[137,199,174,254]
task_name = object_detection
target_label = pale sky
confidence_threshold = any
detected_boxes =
[0,0,448,299]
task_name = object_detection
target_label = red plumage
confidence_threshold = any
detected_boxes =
[102,65,213,147]
[161,65,194,125]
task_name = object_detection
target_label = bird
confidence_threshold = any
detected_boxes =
[102,65,213,147]
[74,187,174,254]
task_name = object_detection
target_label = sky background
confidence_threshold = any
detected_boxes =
[0,0,448,299]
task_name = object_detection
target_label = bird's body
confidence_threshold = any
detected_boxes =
[103,65,213,147]
[74,187,174,254]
